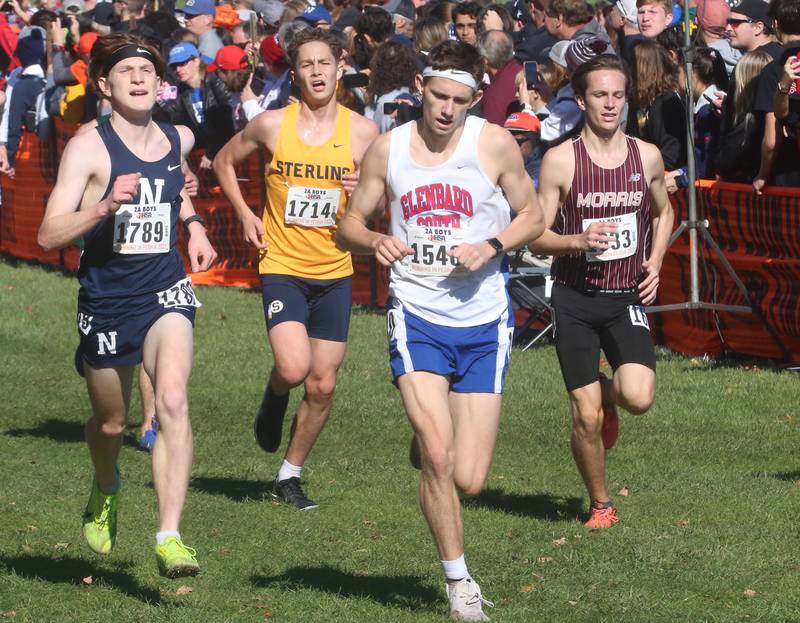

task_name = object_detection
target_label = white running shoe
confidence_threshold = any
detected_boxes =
[446,576,494,621]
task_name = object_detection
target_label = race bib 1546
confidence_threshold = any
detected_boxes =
[407,225,468,276]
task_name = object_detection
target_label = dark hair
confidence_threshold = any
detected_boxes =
[546,0,593,26]
[424,0,456,23]
[355,5,394,43]
[452,1,481,22]
[571,53,629,98]
[769,0,800,35]
[425,39,484,88]
[368,41,419,100]
[88,33,165,91]
[477,3,513,33]
[693,46,729,93]
[286,27,344,69]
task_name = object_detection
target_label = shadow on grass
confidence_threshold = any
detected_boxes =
[4,419,139,449]
[0,554,162,604]
[465,488,583,521]
[251,565,441,610]
[190,476,272,502]
[755,470,800,482]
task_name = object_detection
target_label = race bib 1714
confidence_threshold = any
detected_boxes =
[284,186,340,228]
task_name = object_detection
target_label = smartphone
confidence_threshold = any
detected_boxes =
[342,72,369,89]
[524,61,539,87]
[384,102,399,114]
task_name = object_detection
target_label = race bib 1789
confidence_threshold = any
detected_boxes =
[113,202,170,254]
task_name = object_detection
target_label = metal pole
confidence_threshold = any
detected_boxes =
[683,0,700,305]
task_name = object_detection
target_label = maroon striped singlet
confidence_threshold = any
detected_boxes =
[551,135,652,291]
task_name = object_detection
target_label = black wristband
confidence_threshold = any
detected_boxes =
[183,214,204,232]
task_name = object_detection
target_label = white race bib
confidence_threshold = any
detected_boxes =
[407,225,468,276]
[156,277,202,310]
[113,202,170,254]
[583,212,638,263]
[284,186,340,227]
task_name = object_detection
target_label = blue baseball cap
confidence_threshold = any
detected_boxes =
[297,4,333,25]
[168,42,200,66]
[182,0,216,17]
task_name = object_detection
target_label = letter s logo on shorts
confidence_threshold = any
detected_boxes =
[268,300,284,320]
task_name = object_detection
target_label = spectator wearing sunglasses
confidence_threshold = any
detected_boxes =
[726,0,782,61]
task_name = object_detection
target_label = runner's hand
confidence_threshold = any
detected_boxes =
[372,234,412,267]
[449,241,495,272]
[183,167,199,197]
[103,172,141,214]
[242,209,267,249]
[638,258,660,305]
[187,227,218,272]
[342,166,359,196]
[576,221,618,251]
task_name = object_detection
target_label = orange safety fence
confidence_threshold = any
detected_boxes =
[2,123,799,363]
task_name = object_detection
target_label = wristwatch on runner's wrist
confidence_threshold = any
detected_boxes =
[486,238,504,257]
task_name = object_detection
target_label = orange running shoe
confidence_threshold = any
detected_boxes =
[584,504,619,529]
[599,373,619,450]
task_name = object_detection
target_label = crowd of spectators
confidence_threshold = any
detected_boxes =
[0,0,798,194]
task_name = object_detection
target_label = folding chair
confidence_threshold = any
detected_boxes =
[506,250,554,351]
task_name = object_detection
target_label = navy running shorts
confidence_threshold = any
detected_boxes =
[260,274,352,342]
[75,276,199,375]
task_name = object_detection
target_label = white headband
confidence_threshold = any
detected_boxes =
[421,67,479,91]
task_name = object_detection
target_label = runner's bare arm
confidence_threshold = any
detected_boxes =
[38,134,136,251]
[453,125,545,271]
[176,125,217,272]
[529,142,617,255]
[213,112,279,249]
[341,113,379,196]
[638,140,674,305]
[336,133,412,265]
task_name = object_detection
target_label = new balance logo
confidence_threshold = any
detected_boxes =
[628,173,641,182]
[167,164,181,171]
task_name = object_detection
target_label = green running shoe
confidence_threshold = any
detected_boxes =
[82,467,120,555]
[156,537,200,578]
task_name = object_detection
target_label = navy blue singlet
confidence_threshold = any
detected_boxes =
[78,121,186,303]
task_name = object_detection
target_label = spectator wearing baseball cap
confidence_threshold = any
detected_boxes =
[182,0,225,62]
[253,0,284,30]
[726,0,782,60]
[52,30,100,124]
[384,0,416,42]
[297,4,333,29]
[208,45,251,132]
[695,0,741,76]
[6,28,47,168]
[157,39,237,167]
[241,32,292,121]
[514,0,559,65]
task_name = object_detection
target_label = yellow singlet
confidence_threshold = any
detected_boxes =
[259,102,354,279]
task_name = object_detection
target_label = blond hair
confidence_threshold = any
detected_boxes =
[732,50,772,124]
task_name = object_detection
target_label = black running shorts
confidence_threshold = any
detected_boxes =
[551,284,656,392]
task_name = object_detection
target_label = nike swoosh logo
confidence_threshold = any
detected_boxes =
[136,47,150,54]
[168,164,181,171]
[333,143,344,148]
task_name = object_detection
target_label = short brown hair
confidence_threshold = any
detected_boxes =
[286,27,343,69]
[571,53,629,99]
[425,39,484,89]
[88,33,165,91]
[635,0,671,14]
[546,0,594,26]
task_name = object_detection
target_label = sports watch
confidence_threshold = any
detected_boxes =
[486,238,504,258]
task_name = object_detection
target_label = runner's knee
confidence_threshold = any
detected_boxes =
[618,385,653,415]
[274,361,311,387]
[92,417,126,437]
[156,386,188,420]
[571,402,603,436]
[421,444,455,482]
[305,373,337,403]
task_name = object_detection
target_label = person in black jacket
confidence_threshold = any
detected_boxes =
[155,41,235,168]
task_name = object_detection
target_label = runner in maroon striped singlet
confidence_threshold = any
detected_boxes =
[532,55,674,529]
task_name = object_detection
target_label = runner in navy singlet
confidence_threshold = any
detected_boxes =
[38,33,217,576]
[531,55,674,529]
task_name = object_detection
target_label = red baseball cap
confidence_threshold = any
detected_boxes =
[76,31,99,58]
[504,111,541,134]
[208,45,249,72]
[259,34,283,65]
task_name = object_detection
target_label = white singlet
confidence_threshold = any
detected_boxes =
[386,116,511,326]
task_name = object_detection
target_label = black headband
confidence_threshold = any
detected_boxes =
[102,44,157,76]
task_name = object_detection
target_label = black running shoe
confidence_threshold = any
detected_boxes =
[271,477,318,510]
[254,384,289,453]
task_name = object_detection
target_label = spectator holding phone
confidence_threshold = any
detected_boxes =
[364,41,419,133]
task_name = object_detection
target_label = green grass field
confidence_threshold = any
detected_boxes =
[1,257,799,622]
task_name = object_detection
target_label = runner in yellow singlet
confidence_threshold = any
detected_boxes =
[214,28,378,509]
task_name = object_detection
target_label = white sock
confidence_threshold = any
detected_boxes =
[277,459,302,482]
[442,554,468,582]
[156,530,180,545]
